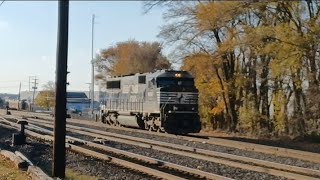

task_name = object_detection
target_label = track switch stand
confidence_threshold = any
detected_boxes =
[12,120,28,145]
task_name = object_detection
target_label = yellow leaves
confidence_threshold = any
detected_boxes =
[267,23,305,78]
[239,98,259,131]
[210,99,225,115]
[182,53,226,118]
[272,90,287,132]
[99,40,170,76]
[269,52,302,78]
[182,53,215,78]
[235,75,246,89]
[217,38,237,55]
[196,1,245,30]
[182,53,223,96]
[35,91,55,110]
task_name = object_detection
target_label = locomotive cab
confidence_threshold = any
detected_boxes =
[155,72,201,133]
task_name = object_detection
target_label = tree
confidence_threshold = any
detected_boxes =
[95,40,171,79]
[145,1,320,137]
[42,80,55,91]
[35,81,55,110]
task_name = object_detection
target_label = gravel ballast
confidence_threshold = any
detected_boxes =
[67,132,285,180]
[5,113,320,179]
[102,128,320,171]
[26,118,320,171]
[0,126,153,180]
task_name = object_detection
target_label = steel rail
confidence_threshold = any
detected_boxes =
[66,144,186,180]
[12,112,320,165]
[0,118,231,180]
[13,117,320,180]
[0,119,186,180]
[66,137,231,180]
[8,113,320,167]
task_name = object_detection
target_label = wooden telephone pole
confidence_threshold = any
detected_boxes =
[53,0,69,178]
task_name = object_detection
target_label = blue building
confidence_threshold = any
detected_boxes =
[66,92,90,113]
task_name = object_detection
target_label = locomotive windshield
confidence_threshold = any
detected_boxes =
[156,77,194,88]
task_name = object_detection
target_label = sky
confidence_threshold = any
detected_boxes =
[0,1,166,94]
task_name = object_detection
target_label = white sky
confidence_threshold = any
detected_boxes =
[0,1,166,93]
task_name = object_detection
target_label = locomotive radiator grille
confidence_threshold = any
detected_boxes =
[157,92,198,104]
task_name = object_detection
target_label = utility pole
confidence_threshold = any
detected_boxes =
[31,77,38,112]
[53,0,69,178]
[28,75,36,92]
[28,76,31,92]
[91,14,95,115]
[18,82,21,110]
[86,83,91,99]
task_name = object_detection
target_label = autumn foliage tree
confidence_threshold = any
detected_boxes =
[146,1,320,137]
[95,40,171,83]
[35,81,55,110]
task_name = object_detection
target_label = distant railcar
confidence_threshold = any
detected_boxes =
[98,70,201,134]
[7,99,28,110]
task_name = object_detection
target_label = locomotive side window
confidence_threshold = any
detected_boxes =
[138,75,146,84]
[107,80,121,89]
[157,78,194,87]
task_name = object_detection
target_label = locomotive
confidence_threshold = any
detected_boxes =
[98,70,201,134]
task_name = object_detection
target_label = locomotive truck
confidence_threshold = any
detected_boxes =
[98,70,201,134]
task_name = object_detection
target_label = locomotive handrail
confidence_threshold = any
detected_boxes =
[160,97,172,120]
[104,98,144,113]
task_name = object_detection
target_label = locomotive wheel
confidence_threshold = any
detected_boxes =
[115,120,121,127]
[106,116,112,125]
[101,115,107,124]
[158,127,165,133]
[106,119,112,125]
[153,118,161,132]
[144,120,150,130]
[152,124,158,131]
[149,123,156,131]
[112,120,118,126]
[109,114,117,126]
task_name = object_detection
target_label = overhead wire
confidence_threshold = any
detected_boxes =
[0,0,5,7]
[0,80,29,83]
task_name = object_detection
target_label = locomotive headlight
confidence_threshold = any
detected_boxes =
[173,106,178,111]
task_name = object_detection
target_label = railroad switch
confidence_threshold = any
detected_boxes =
[12,120,28,145]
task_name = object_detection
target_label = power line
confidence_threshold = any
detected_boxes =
[31,77,39,111]
[0,85,28,88]
[0,0,5,7]
[0,80,29,83]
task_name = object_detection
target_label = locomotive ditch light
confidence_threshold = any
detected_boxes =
[175,73,181,78]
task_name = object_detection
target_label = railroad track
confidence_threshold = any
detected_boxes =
[1,115,320,180]
[0,116,231,180]
[9,110,320,165]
